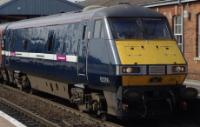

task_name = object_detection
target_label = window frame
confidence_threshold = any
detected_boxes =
[198,14,200,57]
[47,31,54,52]
[173,15,184,52]
[82,25,87,40]
[100,21,107,39]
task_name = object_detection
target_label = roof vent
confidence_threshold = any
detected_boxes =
[83,5,105,11]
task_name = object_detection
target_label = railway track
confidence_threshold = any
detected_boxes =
[1,83,200,127]
[0,84,122,127]
[0,98,59,127]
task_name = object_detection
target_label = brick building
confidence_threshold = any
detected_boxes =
[144,0,200,82]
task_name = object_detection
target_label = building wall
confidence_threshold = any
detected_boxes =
[151,1,200,80]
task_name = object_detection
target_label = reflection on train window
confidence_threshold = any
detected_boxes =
[9,31,15,50]
[101,22,107,39]
[94,20,102,38]
[62,42,66,53]
[142,19,171,40]
[23,39,28,50]
[109,18,172,40]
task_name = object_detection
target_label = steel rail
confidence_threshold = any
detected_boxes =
[0,85,123,127]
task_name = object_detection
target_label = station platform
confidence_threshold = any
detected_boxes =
[0,111,26,127]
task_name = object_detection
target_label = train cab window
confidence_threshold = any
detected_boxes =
[94,19,107,39]
[94,20,102,38]
[109,18,172,40]
[101,22,107,39]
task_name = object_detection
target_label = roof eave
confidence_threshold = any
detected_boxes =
[142,0,198,8]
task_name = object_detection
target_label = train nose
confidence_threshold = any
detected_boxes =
[121,88,174,119]
[115,40,186,65]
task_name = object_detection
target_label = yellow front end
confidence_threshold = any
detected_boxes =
[116,40,187,86]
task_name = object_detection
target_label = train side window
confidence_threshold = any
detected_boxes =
[10,31,15,51]
[101,22,107,39]
[47,31,54,52]
[22,39,28,50]
[82,25,87,40]
[94,20,102,38]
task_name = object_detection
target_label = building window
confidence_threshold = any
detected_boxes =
[173,16,183,52]
[198,14,200,57]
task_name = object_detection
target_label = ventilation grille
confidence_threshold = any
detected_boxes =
[149,66,165,75]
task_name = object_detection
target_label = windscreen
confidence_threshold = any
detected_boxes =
[109,18,172,40]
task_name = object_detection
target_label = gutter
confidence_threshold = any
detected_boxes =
[143,0,198,8]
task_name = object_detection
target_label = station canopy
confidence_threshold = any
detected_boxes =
[0,0,83,22]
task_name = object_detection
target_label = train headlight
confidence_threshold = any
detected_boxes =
[117,66,147,75]
[122,67,140,73]
[167,65,187,74]
[172,66,186,73]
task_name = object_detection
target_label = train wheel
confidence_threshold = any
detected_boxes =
[90,93,107,120]
[0,70,4,83]
[7,70,14,85]
[1,69,10,85]
[77,104,86,112]
[100,113,107,121]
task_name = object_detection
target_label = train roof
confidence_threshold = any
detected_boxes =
[93,4,163,18]
[6,4,164,29]
[0,23,9,31]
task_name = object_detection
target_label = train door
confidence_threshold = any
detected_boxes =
[77,20,89,81]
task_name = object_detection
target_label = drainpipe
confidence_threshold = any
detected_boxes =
[178,0,181,4]
[181,1,184,53]
[179,0,184,53]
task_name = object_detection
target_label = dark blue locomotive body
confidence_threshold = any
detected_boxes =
[3,11,117,90]
[0,4,196,119]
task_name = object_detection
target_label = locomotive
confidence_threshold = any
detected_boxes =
[0,4,197,119]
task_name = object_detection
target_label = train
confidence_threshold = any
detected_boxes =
[0,4,198,119]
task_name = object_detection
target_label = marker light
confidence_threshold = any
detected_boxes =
[122,67,141,74]
[172,66,186,73]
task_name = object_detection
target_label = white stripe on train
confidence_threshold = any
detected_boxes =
[1,50,77,63]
